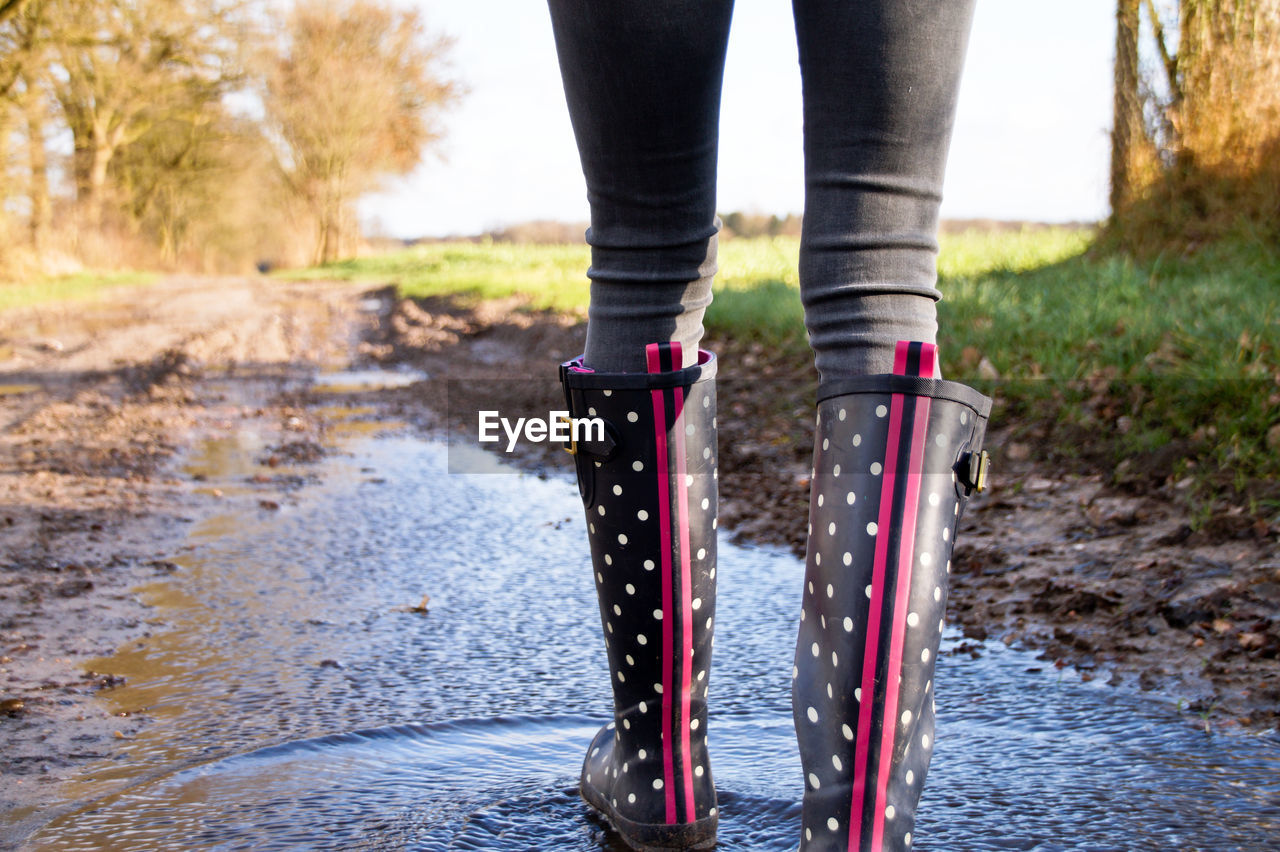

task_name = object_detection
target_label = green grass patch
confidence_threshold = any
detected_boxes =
[938,231,1280,487]
[282,237,808,331]
[0,271,158,312]
[709,237,803,346]
[280,240,594,313]
[939,229,1277,384]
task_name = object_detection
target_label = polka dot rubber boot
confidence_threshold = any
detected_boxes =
[792,341,991,852]
[559,342,719,851]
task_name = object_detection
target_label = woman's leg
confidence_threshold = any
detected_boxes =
[547,0,735,372]
[793,0,976,383]
[548,3,733,848]
[789,2,986,850]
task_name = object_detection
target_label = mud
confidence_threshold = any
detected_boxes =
[1,277,1276,820]
[0,277,368,816]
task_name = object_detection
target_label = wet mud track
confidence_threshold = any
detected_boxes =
[1,277,1278,846]
[0,277,368,819]
[8,434,1280,850]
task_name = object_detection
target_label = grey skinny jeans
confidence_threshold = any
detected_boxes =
[548,0,975,379]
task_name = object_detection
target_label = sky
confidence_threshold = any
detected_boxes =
[359,0,1117,239]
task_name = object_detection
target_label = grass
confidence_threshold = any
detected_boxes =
[0,271,158,312]
[290,229,1280,500]
[938,232,1280,490]
[278,240,594,313]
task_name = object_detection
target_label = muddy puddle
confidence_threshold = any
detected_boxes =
[8,403,1280,850]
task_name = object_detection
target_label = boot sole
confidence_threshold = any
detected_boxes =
[580,782,717,851]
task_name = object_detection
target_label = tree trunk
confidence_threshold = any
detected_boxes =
[1110,0,1144,216]
[24,90,50,250]
[315,205,337,265]
[83,139,114,229]
[314,172,347,264]
[1107,0,1280,249]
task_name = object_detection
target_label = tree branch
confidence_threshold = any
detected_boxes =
[1143,0,1181,102]
[0,0,28,25]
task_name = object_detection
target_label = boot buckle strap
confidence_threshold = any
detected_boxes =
[956,449,990,495]
[557,415,618,461]
[557,415,578,456]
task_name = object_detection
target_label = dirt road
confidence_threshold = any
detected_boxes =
[2,275,1276,820]
[0,277,364,817]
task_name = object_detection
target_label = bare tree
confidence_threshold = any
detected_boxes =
[20,71,50,248]
[0,0,44,100]
[44,0,246,228]
[110,91,281,268]
[264,0,460,264]
[1,0,461,271]
[1,0,51,251]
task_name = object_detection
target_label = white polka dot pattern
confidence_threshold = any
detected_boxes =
[562,351,721,840]
[792,366,990,851]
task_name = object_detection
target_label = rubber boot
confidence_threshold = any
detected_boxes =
[793,341,991,851]
[560,342,719,851]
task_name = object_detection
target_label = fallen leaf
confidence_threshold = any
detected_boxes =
[1239,633,1266,650]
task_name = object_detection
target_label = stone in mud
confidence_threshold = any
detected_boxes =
[57,579,94,598]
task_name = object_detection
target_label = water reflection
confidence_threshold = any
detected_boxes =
[310,368,428,394]
[180,432,268,482]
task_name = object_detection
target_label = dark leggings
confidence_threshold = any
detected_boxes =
[547,0,976,379]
